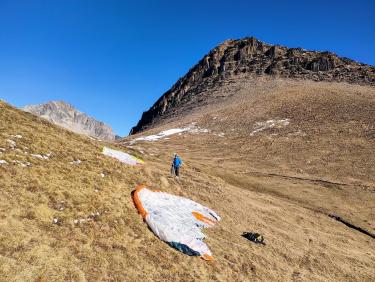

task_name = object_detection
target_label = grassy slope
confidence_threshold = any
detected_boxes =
[1,87,374,282]
[165,78,375,231]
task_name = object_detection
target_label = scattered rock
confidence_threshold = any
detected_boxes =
[89,211,100,220]
[6,139,16,148]
[74,219,87,224]
[74,211,101,225]
[11,160,32,167]
[55,201,65,211]
[52,218,61,225]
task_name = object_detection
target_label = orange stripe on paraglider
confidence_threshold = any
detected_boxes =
[192,211,217,226]
[202,253,214,261]
[133,184,148,218]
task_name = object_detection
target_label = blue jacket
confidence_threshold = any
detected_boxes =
[173,156,182,168]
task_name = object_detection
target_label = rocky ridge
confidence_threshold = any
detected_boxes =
[131,37,375,134]
[24,101,117,141]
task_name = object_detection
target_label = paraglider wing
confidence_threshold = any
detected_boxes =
[133,185,220,260]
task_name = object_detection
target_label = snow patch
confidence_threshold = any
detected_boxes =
[213,132,225,138]
[31,153,50,160]
[250,119,290,136]
[70,159,82,165]
[134,128,191,142]
[129,124,209,144]
[0,160,8,165]
[7,139,16,148]
[10,134,22,139]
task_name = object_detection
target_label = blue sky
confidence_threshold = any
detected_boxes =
[1,0,374,136]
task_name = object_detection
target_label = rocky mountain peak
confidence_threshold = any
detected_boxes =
[23,101,117,141]
[130,37,375,134]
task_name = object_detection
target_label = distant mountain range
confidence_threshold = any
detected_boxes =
[23,101,118,141]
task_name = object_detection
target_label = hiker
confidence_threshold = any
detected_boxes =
[171,153,183,179]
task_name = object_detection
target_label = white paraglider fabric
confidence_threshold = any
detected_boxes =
[133,186,220,260]
[102,146,144,166]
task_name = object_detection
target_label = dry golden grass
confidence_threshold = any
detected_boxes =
[1,76,375,282]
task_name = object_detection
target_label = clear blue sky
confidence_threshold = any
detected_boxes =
[1,0,374,136]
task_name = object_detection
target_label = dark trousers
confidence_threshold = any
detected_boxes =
[174,166,180,177]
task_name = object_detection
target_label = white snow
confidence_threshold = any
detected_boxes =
[90,211,100,218]
[31,153,50,160]
[11,134,22,139]
[0,160,8,165]
[70,159,82,165]
[7,139,16,148]
[74,219,87,224]
[250,119,290,136]
[189,127,209,134]
[134,128,191,142]
[213,132,225,138]
[100,173,105,178]
[129,124,209,144]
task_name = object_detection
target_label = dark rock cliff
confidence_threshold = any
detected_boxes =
[131,37,375,134]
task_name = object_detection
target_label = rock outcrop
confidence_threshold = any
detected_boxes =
[24,101,117,141]
[130,37,375,134]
